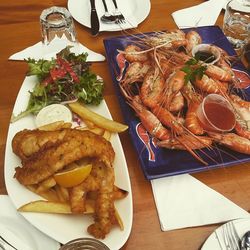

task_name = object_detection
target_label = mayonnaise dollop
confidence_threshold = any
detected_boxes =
[35,104,72,127]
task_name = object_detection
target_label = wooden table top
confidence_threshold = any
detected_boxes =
[1,0,250,249]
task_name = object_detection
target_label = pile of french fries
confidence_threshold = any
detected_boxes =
[18,101,128,231]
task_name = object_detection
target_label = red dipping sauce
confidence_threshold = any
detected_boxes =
[197,94,236,132]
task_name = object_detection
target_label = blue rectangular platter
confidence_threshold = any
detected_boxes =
[103,25,250,180]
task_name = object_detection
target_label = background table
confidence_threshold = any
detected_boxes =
[1,0,250,249]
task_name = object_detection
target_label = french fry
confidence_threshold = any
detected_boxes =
[86,186,128,201]
[103,130,111,141]
[38,121,72,131]
[26,185,59,202]
[68,101,128,133]
[58,186,70,202]
[84,119,96,129]
[36,177,56,193]
[115,207,124,230]
[18,200,95,214]
[84,199,95,214]
[89,127,105,136]
[78,126,105,136]
[55,185,68,202]
[18,200,72,214]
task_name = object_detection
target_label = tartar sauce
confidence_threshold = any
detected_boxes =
[35,104,72,127]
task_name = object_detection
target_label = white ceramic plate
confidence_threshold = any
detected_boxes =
[4,76,133,249]
[205,0,229,9]
[0,195,60,250]
[68,0,151,32]
[201,218,250,250]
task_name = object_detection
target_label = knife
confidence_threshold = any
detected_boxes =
[0,226,33,250]
[90,0,99,36]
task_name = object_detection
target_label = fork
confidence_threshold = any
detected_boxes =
[222,221,241,250]
[111,0,126,24]
[100,0,117,23]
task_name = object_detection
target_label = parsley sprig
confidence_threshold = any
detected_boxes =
[181,58,207,84]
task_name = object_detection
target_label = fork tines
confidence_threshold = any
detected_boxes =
[115,14,126,24]
[222,221,241,250]
[111,0,126,24]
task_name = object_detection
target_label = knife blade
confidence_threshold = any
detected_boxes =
[0,226,33,250]
[90,0,99,36]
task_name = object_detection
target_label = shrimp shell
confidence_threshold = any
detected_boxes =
[185,102,204,135]
[208,132,250,155]
[124,44,149,63]
[140,67,165,109]
[194,74,228,94]
[129,96,170,140]
[206,64,233,82]
[185,30,202,54]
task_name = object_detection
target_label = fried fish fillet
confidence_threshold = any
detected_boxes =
[12,129,67,161]
[13,129,115,185]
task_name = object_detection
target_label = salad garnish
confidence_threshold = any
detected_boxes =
[11,46,104,122]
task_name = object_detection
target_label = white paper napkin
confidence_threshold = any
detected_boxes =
[172,0,227,29]
[151,174,249,231]
[9,37,105,62]
[0,195,60,250]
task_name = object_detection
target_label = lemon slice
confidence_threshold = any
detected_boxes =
[35,104,72,128]
[54,163,92,188]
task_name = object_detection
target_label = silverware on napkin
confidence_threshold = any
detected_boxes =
[90,0,100,36]
[0,226,33,250]
[0,236,17,250]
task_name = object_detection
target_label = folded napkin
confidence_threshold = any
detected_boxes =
[172,0,227,28]
[9,36,105,61]
[0,195,60,250]
[151,174,249,231]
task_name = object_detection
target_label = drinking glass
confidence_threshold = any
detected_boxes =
[59,238,110,250]
[242,39,250,69]
[223,0,250,52]
[40,6,79,57]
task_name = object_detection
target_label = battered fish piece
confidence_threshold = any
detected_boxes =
[13,129,115,185]
[69,160,117,238]
[12,129,67,161]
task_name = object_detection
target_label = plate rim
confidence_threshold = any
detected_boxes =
[201,217,250,250]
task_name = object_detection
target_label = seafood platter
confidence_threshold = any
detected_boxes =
[103,25,250,180]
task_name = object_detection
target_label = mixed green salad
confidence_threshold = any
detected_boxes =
[11,46,104,122]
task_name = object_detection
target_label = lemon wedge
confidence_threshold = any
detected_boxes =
[54,163,92,188]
